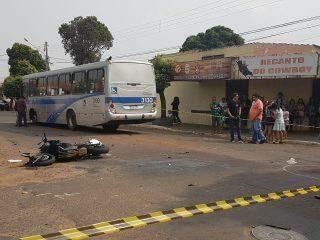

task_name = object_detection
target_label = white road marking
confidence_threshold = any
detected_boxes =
[282,164,320,181]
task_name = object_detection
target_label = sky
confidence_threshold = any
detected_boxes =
[1,0,320,82]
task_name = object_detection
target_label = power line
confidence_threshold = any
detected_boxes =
[247,23,320,42]
[240,15,320,35]
[116,0,260,40]
[114,0,227,34]
[115,0,285,43]
[114,46,181,59]
[116,0,247,37]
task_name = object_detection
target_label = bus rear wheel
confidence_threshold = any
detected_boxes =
[103,124,119,132]
[67,110,77,131]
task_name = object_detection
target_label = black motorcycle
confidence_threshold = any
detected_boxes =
[22,134,109,167]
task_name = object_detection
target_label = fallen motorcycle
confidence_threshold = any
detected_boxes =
[22,134,109,167]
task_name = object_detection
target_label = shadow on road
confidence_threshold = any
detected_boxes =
[0,122,141,137]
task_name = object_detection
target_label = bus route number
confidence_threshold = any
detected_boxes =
[141,97,153,104]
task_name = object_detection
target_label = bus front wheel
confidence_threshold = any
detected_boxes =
[67,110,77,131]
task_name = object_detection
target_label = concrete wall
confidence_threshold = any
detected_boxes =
[164,80,226,125]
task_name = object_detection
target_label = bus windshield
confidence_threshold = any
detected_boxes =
[109,62,155,84]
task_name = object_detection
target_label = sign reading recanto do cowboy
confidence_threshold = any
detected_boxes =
[172,58,231,81]
[239,53,318,78]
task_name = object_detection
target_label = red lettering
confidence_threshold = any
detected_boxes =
[306,66,312,72]
[285,58,292,64]
[298,57,304,64]
[292,58,298,64]
[260,68,266,74]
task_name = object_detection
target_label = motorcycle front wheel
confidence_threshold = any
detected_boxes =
[26,153,56,167]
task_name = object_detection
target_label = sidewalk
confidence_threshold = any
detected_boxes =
[140,121,320,146]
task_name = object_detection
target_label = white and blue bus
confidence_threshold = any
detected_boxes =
[22,60,158,131]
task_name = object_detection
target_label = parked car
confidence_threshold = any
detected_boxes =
[0,100,9,111]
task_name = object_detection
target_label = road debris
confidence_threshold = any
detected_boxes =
[7,159,23,163]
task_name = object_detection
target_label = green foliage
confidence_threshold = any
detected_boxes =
[10,60,37,76]
[151,55,173,118]
[180,26,245,52]
[6,43,46,75]
[2,76,24,100]
[59,16,114,65]
[151,55,172,94]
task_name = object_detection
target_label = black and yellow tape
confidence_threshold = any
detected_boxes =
[21,185,319,240]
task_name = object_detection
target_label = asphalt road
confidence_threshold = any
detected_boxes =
[0,111,319,240]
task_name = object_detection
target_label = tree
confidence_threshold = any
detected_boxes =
[10,60,37,76]
[59,16,114,65]
[6,43,46,75]
[151,55,172,118]
[180,26,245,52]
[2,76,24,100]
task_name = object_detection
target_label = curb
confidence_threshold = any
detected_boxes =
[130,124,320,146]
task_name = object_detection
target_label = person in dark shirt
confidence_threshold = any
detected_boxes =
[15,96,27,127]
[227,93,243,143]
[171,97,181,124]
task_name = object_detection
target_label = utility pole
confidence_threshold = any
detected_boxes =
[44,41,50,70]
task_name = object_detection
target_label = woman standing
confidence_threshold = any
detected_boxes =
[272,104,286,144]
[171,97,182,124]
[296,98,306,130]
[264,101,274,143]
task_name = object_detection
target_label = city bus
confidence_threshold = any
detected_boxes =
[22,60,158,131]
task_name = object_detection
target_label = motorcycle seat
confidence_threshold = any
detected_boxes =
[59,146,78,152]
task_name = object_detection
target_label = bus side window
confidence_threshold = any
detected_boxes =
[73,71,86,94]
[47,75,59,96]
[88,69,104,93]
[38,77,47,96]
[58,74,65,95]
[97,69,105,92]
[58,74,72,95]
[29,79,39,97]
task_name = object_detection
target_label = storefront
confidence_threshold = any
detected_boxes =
[164,43,320,125]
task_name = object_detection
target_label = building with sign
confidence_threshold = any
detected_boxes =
[162,43,320,125]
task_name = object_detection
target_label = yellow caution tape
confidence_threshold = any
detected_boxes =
[21,185,320,240]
